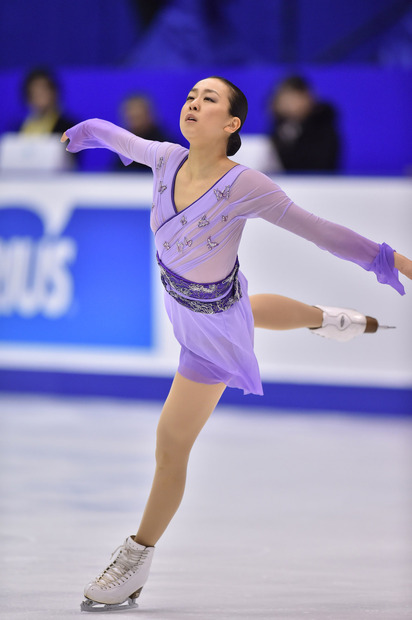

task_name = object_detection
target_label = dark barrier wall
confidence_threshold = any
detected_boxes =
[2,66,412,175]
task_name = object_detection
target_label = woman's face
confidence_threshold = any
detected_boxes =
[180,77,239,147]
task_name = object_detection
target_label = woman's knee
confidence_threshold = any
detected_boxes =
[155,427,191,469]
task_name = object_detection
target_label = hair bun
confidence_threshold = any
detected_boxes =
[227,132,241,157]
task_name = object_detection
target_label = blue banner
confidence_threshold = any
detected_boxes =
[0,204,153,348]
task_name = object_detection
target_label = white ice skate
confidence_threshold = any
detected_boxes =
[310,306,395,343]
[80,536,154,613]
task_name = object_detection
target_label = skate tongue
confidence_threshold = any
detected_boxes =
[127,536,146,551]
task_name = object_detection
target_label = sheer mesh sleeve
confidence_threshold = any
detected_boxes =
[233,169,405,295]
[65,118,163,169]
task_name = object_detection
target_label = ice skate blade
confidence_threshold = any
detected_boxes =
[80,597,139,612]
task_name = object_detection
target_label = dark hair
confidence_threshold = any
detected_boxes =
[277,75,311,94]
[209,76,248,157]
[22,68,59,102]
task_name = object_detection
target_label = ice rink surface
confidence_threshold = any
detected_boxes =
[1,394,411,620]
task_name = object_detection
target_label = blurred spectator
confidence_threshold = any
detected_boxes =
[114,94,169,172]
[268,76,341,172]
[19,68,76,135]
[0,68,77,172]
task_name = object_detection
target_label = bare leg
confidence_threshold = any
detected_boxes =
[135,372,226,547]
[250,294,323,330]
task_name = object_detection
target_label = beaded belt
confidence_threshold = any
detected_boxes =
[156,254,242,314]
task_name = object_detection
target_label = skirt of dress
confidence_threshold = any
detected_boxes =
[163,270,263,395]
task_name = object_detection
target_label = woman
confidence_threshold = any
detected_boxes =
[62,76,411,612]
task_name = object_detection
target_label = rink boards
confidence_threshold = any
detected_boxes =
[0,173,411,412]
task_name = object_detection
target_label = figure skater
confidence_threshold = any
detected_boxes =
[61,76,411,612]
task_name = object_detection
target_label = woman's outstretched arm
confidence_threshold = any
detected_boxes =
[394,252,412,280]
[61,118,161,167]
[234,169,410,295]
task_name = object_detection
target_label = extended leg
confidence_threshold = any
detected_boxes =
[250,293,323,330]
[135,372,226,547]
[250,293,388,342]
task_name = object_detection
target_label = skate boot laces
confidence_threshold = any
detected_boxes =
[94,541,149,590]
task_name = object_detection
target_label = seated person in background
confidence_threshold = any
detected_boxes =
[114,94,169,172]
[19,68,76,135]
[269,76,341,172]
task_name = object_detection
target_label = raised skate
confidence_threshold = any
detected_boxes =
[310,306,395,343]
[80,536,154,613]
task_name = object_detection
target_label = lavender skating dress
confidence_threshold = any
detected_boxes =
[65,120,404,395]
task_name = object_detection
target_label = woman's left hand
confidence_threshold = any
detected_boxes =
[394,252,412,281]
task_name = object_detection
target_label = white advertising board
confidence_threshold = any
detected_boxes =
[0,173,411,388]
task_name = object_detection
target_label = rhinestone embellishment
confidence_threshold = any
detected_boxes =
[198,214,210,227]
[221,214,228,222]
[156,256,242,314]
[163,241,170,250]
[177,241,184,252]
[151,203,155,210]
[207,236,219,250]
[156,157,164,170]
[214,185,230,200]
[184,236,193,247]
[181,216,187,226]
[158,181,167,193]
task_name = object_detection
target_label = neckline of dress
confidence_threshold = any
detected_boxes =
[171,153,240,215]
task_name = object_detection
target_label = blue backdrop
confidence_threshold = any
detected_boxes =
[1,1,411,68]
